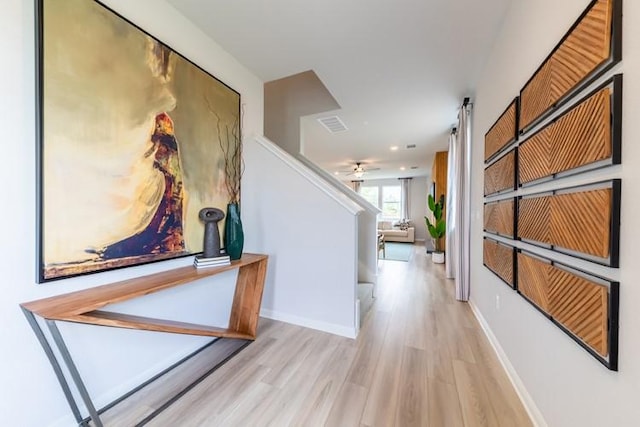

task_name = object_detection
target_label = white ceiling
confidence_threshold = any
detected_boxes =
[167,0,512,181]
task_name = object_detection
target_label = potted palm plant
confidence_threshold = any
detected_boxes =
[425,194,446,263]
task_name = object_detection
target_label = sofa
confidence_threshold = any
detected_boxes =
[377,220,415,243]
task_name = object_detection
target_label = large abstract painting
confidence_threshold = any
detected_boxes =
[37,0,241,282]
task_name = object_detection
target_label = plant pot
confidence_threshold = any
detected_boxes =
[224,202,244,260]
[432,252,445,264]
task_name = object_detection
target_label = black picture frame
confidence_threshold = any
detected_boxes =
[36,0,241,282]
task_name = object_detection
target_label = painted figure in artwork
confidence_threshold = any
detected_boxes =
[88,112,186,259]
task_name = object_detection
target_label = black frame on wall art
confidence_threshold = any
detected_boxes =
[35,0,241,282]
[483,196,517,239]
[518,0,622,133]
[517,74,623,188]
[516,249,619,370]
[482,237,516,289]
[483,97,519,163]
[484,147,518,196]
[517,180,621,267]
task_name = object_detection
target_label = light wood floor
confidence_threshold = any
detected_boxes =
[119,244,532,426]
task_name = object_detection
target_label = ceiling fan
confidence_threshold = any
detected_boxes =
[341,162,380,178]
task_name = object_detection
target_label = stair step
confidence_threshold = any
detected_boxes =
[357,282,375,326]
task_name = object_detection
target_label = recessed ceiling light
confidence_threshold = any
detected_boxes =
[400,166,406,171]
[390,146,399,151]
[334,171,340,175]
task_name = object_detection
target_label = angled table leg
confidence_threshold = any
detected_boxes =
[46,320,103,427]
[21,307,86,426]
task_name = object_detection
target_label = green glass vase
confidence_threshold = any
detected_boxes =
[224,202,244,260]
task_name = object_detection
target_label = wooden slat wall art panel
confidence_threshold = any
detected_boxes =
[483,199,514,238]
[517,252,551,312]
[517,251,614,361]
[520,61,553,132]
[484,100,517,161]
[517,196,550,244]
[548,267,609,357]
[483,239,514,287]
[520,0,616,131]
[519,125,552,185]
[552,86,613,174]
[485,150,515,195]
[551,189,611,258]
[518,185,616,262]
[551,0,612,107]
[519,86,612,185]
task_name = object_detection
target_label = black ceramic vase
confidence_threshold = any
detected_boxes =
[224,202,244,260]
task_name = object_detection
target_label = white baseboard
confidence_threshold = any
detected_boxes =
[468,301,547,427]
[260,308,357,339]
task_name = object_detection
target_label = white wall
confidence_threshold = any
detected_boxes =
[471,0,640,426]
[264,70,340,157]
[243,137,361,338]
[0,1,263,426]
[410,176,429,242]
[296,156,381,284]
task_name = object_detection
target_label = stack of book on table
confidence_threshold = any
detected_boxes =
[194,254,231,268]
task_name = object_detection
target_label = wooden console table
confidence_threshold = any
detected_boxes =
[21,253,268,427]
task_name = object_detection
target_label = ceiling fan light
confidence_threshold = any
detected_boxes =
[354,170,364,178]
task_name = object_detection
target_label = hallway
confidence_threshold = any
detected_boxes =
[110,244,533,426]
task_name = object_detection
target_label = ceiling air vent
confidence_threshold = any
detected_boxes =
[410,166,418,169]
[317,116,348,133]
[406,144,416,149]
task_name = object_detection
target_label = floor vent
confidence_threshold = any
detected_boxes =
[317,116,348,133]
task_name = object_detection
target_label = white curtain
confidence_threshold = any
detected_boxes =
[445,130,457,279]
[447,101,472,301]
[399,178,411,220]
